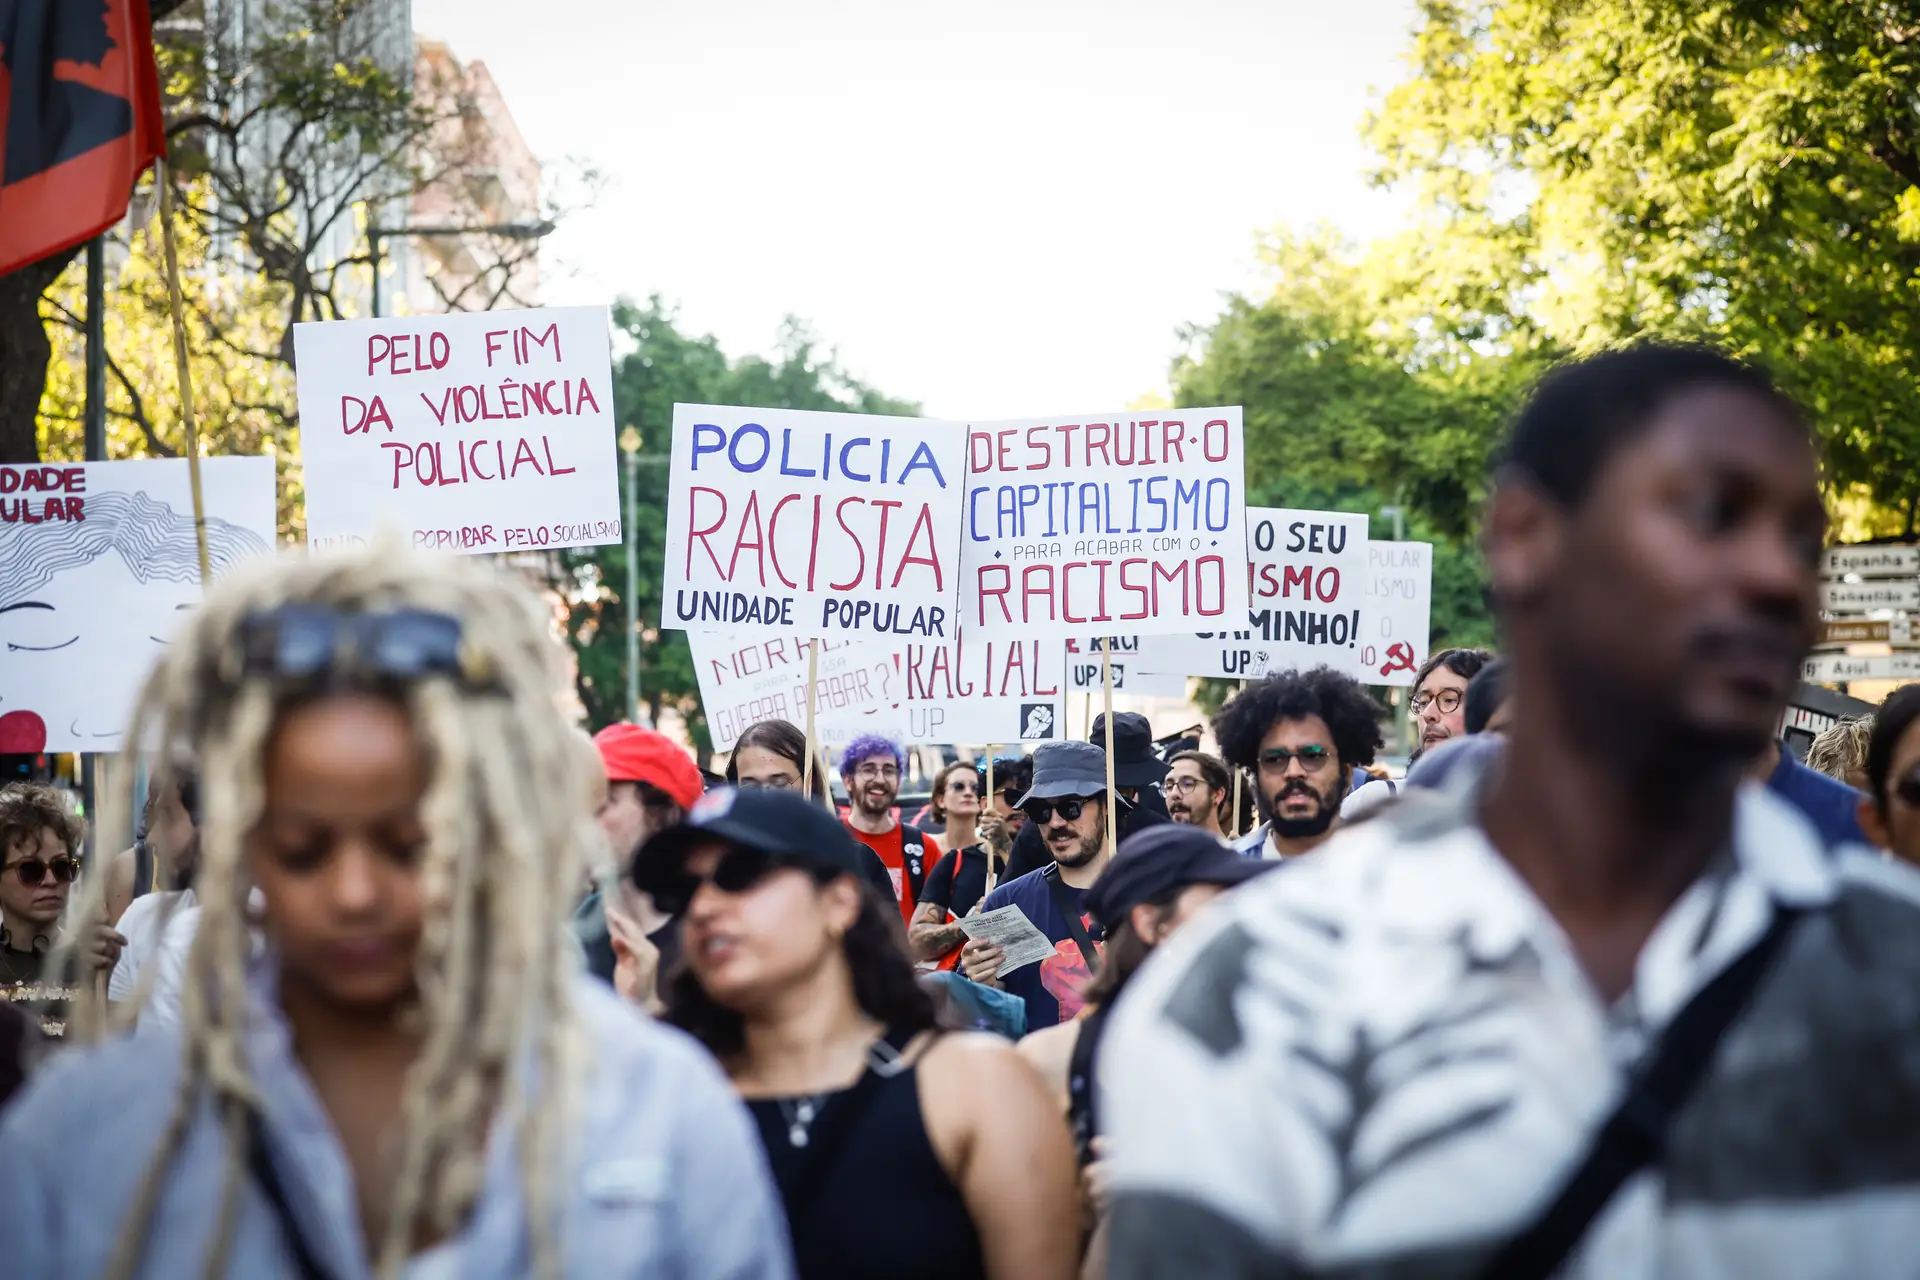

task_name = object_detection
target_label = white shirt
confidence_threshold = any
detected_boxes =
[1099,763,1920,1278]
[107,889,197,1006]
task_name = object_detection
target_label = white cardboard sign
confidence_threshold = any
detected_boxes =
[1064,636,1189,697]
[0,458,276,753]
[957,409,1249,641]
[1135,507,1369,679]
[293,305,621,555]
[1358,540,1433,687]
[688,631,899,753]
[662,404,967,643]
[896,634,1066,745]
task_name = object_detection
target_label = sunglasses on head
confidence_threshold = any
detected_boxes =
[8,856,80,886]
[228,605,499,693]
[1023,797,1095,825]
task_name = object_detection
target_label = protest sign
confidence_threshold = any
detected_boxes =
[1358,540,1433,687]
[898,633,1066,744]
[1064,637,1188,698]
[957,409,1249,640]
[1135,507,1368,680]
[662,404,967,643]
[689,631,902,752]
[0,457,276,754]
[293,305,621,555]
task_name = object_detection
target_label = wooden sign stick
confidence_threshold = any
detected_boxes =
[155,159,210,584]
[1102,640,1117,857]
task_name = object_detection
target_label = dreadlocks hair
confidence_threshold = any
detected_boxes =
[1807,715,1874,793]
[1211,666,1384,774]
[72,544,591,1280]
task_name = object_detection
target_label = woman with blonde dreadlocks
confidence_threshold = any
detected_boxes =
[0,546,792,1280]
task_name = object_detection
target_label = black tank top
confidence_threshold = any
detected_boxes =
[746,1033,984,1280]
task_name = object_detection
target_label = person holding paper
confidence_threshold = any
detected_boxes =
[910,763,1011,967]
[1215,668,1384,861]
[959,741,1116,1032]
[641,786,1079,1280]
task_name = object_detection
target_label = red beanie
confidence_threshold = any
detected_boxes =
[593,723,704,811]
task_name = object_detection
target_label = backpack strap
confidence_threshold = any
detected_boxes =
[1480,905,1804,1280]
[246,1111,335,1280]
[1040,863,1103,973]
[1066,1001,1115,1166]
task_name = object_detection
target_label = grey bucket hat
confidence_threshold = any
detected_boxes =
[1015,739,1110,807]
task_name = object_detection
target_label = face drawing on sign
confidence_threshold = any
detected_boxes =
[0,491,268,750]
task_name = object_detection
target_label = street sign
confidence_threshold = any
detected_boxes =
[1822,544,1920,577]
[1820,579,1920,613]
[1802,651,1920,683]
[1816,617,1915,647]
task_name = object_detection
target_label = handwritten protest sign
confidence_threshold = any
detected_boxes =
[898,634,1065,744]
[1065,637,1188,698]
[958,409,1249,640]
[292,306,620,555]
[689,631,900,752]
[0,458,276,753]
[1358,540,1432,687]
[1135,507,1368,680]
[662,405,966,643]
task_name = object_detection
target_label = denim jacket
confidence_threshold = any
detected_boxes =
[0,970,794,1280]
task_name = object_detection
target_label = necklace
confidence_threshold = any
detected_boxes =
[773,1033,909,1147]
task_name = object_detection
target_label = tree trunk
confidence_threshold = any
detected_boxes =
[0,249,80,464]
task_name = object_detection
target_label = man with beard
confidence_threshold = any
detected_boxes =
[1408,647,1495,763]
[960,741,1115,1032]
[1163,750,1232,839]
[1214,668,1384,860]
[840,734,939,925]
[1101,345,1920,1277]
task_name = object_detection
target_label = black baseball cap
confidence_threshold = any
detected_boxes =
[1084,822,1275,931]
[630,786,864,906]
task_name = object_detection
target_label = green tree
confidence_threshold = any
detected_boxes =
[559,299,919,747]
[1368,0,1920,530]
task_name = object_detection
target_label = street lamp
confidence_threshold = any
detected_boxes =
[1379,504,1406,543]
[620,426,646,727]
[367,219,556,317]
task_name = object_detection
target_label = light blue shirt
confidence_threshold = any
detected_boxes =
[0,970,793,1280]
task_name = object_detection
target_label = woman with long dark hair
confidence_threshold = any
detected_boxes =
[641,786,1078,1280]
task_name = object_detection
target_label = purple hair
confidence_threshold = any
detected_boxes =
[840,734,905,776]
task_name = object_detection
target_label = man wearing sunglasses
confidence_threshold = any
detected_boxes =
[1212,667,1384,861]
[959,741,1115,1032]
[0,782,122,1037]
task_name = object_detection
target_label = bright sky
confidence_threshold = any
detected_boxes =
[411,0,1420,418]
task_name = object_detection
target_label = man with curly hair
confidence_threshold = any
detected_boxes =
[839,734,939,925]
[1212,667,1383,861]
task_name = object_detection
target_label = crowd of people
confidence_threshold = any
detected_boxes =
[2,342,1920,1277]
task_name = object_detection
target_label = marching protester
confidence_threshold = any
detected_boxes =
[909,763,1010,966]
[1161,749,1232,840]
[1214,667,1384,860]
[988,754,1034,844]
[108,772,201,1006]
[1464,655,1513,735]
[726,718,901,905]
[1752,717,1871,846]
[0,782,121,1038]
[839,734,939,925]
[1807,715,1874,794]
[959,741,1117,1033]
[1407,646,1495,763]
[0,547,789,1278]
[1098,344,1920,1275]
[1859,684,1920,866]
[643,786,1080,1280]
[571,722,702,997]
[1017,823,1274,1272]
[1004,716,1168,882]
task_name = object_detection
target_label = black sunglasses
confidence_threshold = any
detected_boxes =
[658,845,818,913]
[8,856,81,886]
[1258,745,1332,774]
[228,605,498,692]
[1023,797,1095,825]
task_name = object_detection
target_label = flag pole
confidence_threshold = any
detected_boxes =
[1230,678,1247,837]
[801,638,820,802]
[154,159,210,583]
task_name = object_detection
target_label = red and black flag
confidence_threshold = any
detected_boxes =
[0,0,166,274]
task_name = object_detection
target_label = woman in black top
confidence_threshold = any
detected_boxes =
[641,786,1078,1280]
